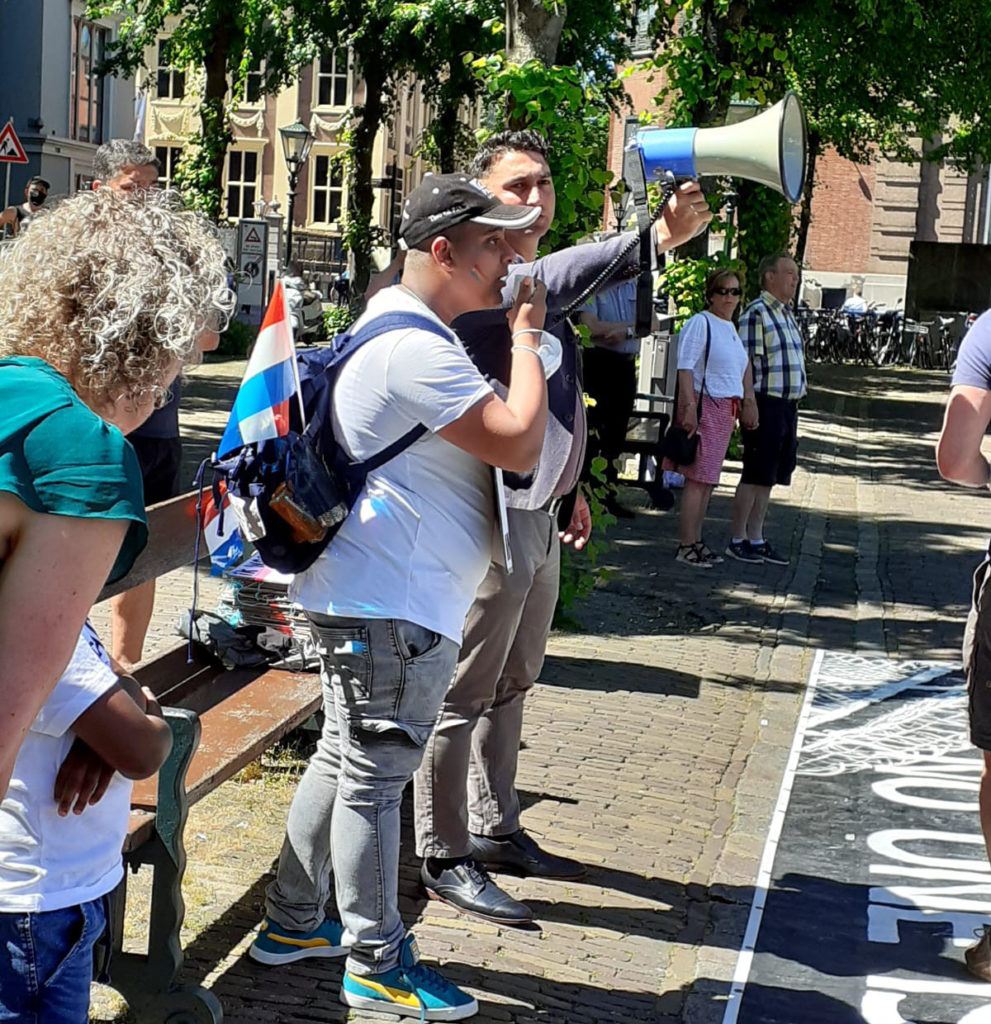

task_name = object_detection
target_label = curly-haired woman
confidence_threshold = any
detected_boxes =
[0,187,232,1022]
[665,267,757,568]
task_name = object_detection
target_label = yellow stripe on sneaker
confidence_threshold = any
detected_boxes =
[347,973,422,1009]
[260,923,335,949]
[267,934,334,948]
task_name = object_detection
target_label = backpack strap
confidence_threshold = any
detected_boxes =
[336,311,455,362]
[362,423,428,472]
[334,310,455,472]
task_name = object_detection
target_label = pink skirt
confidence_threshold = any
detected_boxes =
[663,394,737,486]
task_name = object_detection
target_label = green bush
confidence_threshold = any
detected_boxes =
[215,318,257,358]
[324,304,357,337]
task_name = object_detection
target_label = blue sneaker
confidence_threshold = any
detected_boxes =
[249,917,349,965]
[725,538,763,564]
[340,933,478,1021]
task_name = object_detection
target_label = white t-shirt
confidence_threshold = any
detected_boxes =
[676,311,749,398]
[0,624,132,912]
[292,286,495,643]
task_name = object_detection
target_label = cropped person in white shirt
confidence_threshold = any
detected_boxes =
[665,268,758,567]
[0,625,171,1023]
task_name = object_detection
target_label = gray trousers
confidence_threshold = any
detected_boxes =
[413,507,560,858]
[265,613,457,976]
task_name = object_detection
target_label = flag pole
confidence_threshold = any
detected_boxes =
[280,277,308,430]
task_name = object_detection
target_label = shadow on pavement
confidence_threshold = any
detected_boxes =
[540,653,701,698]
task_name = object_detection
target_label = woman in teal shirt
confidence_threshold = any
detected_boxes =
[0,186,233,803]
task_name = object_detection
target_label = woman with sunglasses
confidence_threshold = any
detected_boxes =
[666,267,758,567]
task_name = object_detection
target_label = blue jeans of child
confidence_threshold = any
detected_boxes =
[0,897,106,1023]
[265,614,457,976]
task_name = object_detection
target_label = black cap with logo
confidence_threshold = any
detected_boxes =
[398,173,541,250]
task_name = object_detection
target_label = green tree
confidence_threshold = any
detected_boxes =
[647,0,991,280]
[87,0,312,219]
[300,0,503,292]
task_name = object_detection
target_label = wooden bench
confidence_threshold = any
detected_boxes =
[95,491,321,1024]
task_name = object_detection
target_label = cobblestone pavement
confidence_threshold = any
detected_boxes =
[90,360,980,1023]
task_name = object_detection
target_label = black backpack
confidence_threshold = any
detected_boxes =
[212,311,452,574]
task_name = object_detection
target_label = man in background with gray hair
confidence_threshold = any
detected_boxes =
[92,139,160,193]
[91,140,176,670]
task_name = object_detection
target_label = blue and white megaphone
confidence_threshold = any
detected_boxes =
[629,91,808,203]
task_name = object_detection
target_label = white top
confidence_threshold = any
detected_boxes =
[292,286,495,643]
[676,311,749,398]
[0,624,131,912]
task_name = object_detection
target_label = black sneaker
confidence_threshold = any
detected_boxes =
[752,540,789,565]
[421,857,533,926]
[724,539,762,563]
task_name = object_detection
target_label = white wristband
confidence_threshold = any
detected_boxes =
[510,331,562,379]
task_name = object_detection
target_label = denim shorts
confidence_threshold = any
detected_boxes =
[0,898,107,1024]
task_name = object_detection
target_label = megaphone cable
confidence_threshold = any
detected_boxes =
[548,171,679,330]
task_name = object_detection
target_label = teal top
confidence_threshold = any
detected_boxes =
[0,357,148,583]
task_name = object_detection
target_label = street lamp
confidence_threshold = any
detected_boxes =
[278,119,314,269]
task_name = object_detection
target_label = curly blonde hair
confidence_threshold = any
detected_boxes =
[0,188,233,408]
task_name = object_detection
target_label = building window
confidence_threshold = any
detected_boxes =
[240,59,265,106]
[70,18,108,143]
[226,150,259,220]
[155,145,183,189]
[312,154,344,226]
[316,51,349,108]
[390,165,405,241]
[156,38,186,100]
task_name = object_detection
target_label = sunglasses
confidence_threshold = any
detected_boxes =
[712,287,742,296]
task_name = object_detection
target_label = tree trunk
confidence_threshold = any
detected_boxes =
[347,64,388,295]
[794,129,820,291]
[434,85,459,173]
[198,26,234,221]
[506,0,566,65]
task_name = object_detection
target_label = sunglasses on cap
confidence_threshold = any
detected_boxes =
[712,286,742,296]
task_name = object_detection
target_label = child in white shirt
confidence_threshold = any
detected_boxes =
[0,622,172,1023]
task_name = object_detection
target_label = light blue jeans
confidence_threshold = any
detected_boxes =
[265,614,457,976]
[0,897,106,1023]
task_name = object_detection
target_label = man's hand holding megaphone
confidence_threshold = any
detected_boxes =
[654,181,713,250]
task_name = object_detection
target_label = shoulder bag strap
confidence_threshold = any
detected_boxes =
[696,315,712,420]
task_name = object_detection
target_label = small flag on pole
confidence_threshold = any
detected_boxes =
[217,281,303,459]
[202,484,243,576]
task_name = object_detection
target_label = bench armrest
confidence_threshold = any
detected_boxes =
[156,707,201,868]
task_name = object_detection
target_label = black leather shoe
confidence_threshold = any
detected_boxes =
[469,829,586,880]
[421,857,533,926]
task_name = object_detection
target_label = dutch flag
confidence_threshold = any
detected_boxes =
[217,281,304,459]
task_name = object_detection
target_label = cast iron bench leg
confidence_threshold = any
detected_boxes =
[108,707,223,1023]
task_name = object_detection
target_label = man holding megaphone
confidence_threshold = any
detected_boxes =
[413,129,711,928]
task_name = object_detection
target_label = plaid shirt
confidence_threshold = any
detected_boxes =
[739,290,806,400]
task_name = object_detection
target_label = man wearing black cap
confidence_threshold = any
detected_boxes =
[251,174,552,1021]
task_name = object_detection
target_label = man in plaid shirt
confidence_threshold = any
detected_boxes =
[725,253,804,566]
